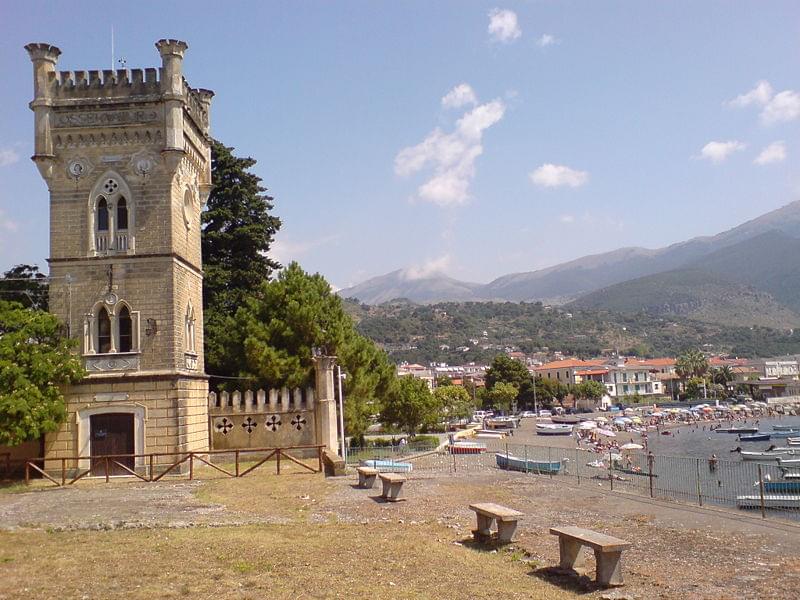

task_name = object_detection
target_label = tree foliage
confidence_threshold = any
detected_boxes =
[572,380,606,400]
[0,265,48,310]
[234,262,395,439]
[0,301,84,445]
[675,349,709,379]
[485,382,518,413]
[381,375,439,436]
[485,354,535,407]
[202,139,281,381]
[433,385,474,420]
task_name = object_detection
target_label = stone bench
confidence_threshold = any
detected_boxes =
[356,466,379,489]
[549,526,631,587]
[468,502,524,544]
[378,472,406,502]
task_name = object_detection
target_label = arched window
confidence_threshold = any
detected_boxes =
[118,306,132,352]
[89,173,135,256]
[117,198,128,230]
[98,308,112,354]
[97,198,109,231]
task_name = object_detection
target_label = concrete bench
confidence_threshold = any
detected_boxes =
[379,473,407,502]
[356,466,379,489]
[468,502,524,544]
[549,526,631,587]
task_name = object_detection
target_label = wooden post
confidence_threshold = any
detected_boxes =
[149,453,154,481]
[235,450,240,477]
[695,458,702,506]
[609,450,614,491]
[61,457,66,486]
[524,445,528,474]
[104,456,109,483]
[317,446,323,473]
[757,464,767,519]
[277,449,282,475]
[576,448,580,485]
[25,461,30,485]
[548,446,553,479]
[189,453,194,480]
[648,454,654,498]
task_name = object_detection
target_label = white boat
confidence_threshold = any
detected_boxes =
[787,437,800,446]
[739,450,795,461]
[778,457,800,466]
[736,494,800,509]
[536,423,574,436]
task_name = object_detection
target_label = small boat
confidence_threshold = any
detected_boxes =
[739,433,771,441]
[447,441,486,455]
[767,430,800,439]
[737,494,800,509]
[359,459,413,473]
[763,480,800,493]
[787,437,800,446]
[772,425,800,430]
[715,427,759,434]
[586,460,606,469]
[495,452,562,474]
[485,416,520,429]
[536,423,574,436]
[475,429,506,439]
[740,451,788,461]
[778,458,800,467]
[551,415,585,424]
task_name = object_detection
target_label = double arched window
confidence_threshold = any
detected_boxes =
[84,301,139,355]
[89,172,135,255]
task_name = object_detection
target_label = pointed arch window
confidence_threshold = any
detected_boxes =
[89,173,135,256]
[118,306,133,352]
[97,307,112,354]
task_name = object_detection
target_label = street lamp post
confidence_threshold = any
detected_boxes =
[337,366,347,464]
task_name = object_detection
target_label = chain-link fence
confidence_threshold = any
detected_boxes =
[347,440,800,520]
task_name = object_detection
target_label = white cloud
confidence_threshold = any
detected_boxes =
[0,148,20,168]
[727,80,773,108]
[559,214,575,224]
[727,81,800,125]
[754,141,787,165]
[536,34,558,48]
[395,99,506,206]
[697,140,746,164]
[442,83,477,109]
[529,163,589,188]
[402,255,451,280]
[488,8,521,43]
[762,90,800,125]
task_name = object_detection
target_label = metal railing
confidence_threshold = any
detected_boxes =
[347,440,800,520]
[18,445,325,488]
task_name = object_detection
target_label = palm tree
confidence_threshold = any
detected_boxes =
[711,365,734,387]
[675,349,709,379]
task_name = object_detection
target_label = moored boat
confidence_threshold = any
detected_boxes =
[495,452,562,474]
[739,433,771,441]
[447,441,486,455]
[772,425,800,430]
[536,423,574,436]
[551,415,585,424]
[715,427,759,434]
[485,417,520,430]
[763,480,800,493]
[736,494,800,509]
[359,459,413,473]
[768,430,800,439]
[740,450,790,461]
[787,437,800,446]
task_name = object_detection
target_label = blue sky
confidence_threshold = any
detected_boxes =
[1,1,799,288]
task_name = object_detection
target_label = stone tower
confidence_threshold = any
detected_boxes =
[25,40,213,472]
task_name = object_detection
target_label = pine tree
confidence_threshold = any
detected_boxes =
[202,139,281,380]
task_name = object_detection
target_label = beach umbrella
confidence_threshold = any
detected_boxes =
[620,442,644,450]
[597,429,616,437]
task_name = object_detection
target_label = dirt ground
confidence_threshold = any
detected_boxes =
[1,464,799,599]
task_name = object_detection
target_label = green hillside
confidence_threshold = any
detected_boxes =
[569,268,800,329]
[345,299,800,364]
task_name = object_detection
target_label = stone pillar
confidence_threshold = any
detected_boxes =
[155,39,187,170]
[313,355,338,452]
[24,43,60,181]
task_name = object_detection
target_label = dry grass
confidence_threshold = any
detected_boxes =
[0,467,576,600]
[0,522,574,599]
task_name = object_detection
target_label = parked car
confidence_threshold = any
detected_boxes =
[538,409,552,418]
[519,411,536,418]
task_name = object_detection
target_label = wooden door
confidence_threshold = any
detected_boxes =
[90,413,135,476]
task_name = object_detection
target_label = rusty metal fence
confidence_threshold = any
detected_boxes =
[18,445,325,487]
